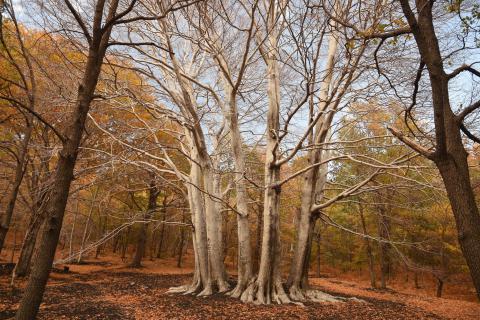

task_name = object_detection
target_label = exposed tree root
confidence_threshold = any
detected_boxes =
[167,275,230,297]
[168,276,359,305]
[197,282,214,296]
[288,284,308,302]
[305,289,345,302]
[227,280,249,298]
[166,275,202,295]
[217,279,231,293]
[239,277,292,305]
[184,279,202,295]
[166,285,190,294]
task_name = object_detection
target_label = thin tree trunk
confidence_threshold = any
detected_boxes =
[0,120,32,254]
[68,198,79,259]
[414,272,420,289]
[94,211,106,259]
[254,202,263,272]
[149,229,156,260]
[77,189,98,263]
[12,184,49,280]
[436,278,444,298]
[315,227,321,278]
[121,226,131,261]
[216,60,253,297]
[359,203,376,288]
[10,226,17,263]
[12,212,43,278]
[301,219,317,286]
[131,179,159,268]
[171,235,179,258]
[377,205,390,290]
[112,234,120,254]
[177,210,186,268]
[156,199,167,258]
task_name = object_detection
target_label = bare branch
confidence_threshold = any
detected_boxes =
[64,0,92,44]
[388,126,434,160]
[447,63,480,80]
[456,100,480,122]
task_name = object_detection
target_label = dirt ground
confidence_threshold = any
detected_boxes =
[1,257,479,320]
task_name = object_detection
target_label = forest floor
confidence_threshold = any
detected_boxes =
[0,256,479,320]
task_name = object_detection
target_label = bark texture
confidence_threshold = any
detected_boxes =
[222,86,252,297]
[241,3,289,303]
[13,212,43,278]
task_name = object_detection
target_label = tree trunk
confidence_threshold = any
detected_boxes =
[241,162,286,304]
[241,8,289,303]
[121,226,131,261]
[202,165,230,292]
[359,203,376,288]
[397,0,480,299]
[161,17,228,293]
[436,278,444,298]
[131,180,159,268]
[254,202,263,272]
[287,26,338,300]
[156,199,167,258]
[14,3,118,316]
[315,227,321,278]
[187,157,211,295]
[377,204,390,289]
[0,119,32,254]
[68,198,79,260]
[13,213,43,278]
[437,157,480,299]
[10,226,17,263]
[177,210,186,268]
[112,234,120,254]
[13,183,49,280]
[77,190,98,263]
[414,272,420,289]
[94,215,103,259]
[288,161,320,299]
[149,229,156,260]
[222,89,252,297]
[302,219,317,286]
